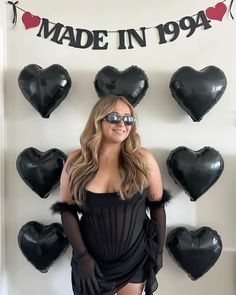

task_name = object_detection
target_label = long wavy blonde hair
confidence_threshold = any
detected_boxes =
[67,95,150,206]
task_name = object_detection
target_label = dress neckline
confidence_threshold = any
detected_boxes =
[85,189,119,197]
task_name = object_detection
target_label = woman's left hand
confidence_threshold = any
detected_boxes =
[155,252,163,273]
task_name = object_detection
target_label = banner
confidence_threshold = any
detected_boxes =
[7,1,234,50]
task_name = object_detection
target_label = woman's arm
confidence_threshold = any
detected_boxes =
[140,147,163,201]
[60,149,80,203]
[57,151,88,254]
[51,150,102,292]
[140,148,168,273]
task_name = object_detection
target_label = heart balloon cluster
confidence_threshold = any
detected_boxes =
[166,226,222,280]
[18,64,226,119]
[16,63,227,276]
[16,147,67,198]
[18,221,69,273]
[169,65,227,121]
[165,146,224,279]
[16,147,69,271]
[18,64,72,118]
[17,63,73,271]
[94,65,149,107]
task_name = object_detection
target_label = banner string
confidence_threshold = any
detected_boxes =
[7,1,18,28]
[229,0,235,19]
[7,0,234,32]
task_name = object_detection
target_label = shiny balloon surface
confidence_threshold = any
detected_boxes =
[166,226,222,280]
[169,66,227,121]
[18,221,69,272]
[166,146,224,201]
[16,147,67,198]
[94,65,148,106]
[18,64,72,118]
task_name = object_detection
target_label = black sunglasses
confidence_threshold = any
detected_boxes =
[104,113,136,126]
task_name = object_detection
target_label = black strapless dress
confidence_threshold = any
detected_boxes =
[71,188,159,295]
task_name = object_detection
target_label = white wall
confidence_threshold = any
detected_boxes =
[0,25,4,292]
[2,0,236,294]
[0,0,7,293]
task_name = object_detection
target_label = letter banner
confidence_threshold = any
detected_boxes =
[7,1,234,50]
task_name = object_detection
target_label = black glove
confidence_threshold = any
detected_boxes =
[146,189,171,273]
[51,202,102,294]
[155,251,163,273]
[73,251,103,294]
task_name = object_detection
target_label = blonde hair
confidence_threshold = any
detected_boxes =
[67,95,150,206]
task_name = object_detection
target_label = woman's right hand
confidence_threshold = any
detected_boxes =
[75,253,103,294]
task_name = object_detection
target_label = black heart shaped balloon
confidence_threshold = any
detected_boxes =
[166,226,222,280]
[169,66,227,121]
[94,65,149,106]
[166,146,224,201]
[18,64,72,118]
[16,147,67,198]
[18,221,69,272]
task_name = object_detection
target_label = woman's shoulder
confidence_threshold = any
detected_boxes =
[64,149,81,172]
[139,147,159,166]
[68,148,81,159]
[139,147,153,158]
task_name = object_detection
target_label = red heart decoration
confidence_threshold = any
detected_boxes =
[205,2,227,21]
[22,12,41,30]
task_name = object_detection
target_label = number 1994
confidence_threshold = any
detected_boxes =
[156,10,212,44]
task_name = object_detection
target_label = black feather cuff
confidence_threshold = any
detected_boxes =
[50,202,80,214]
[146,189,172,209]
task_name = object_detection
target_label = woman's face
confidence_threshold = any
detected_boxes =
[101,100,133,144]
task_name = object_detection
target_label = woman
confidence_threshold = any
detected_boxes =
[52,95,170,295]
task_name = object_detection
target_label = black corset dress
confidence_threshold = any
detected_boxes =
[70,188,159,295]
